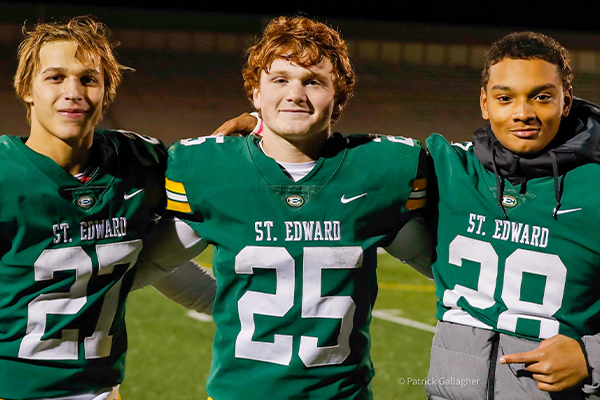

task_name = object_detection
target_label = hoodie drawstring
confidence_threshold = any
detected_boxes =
[550,152,565,219]
[491,141,508,219]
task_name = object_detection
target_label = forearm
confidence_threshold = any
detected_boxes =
[151,260,216,315]
[133,216,207,289]
[384,217,433,279]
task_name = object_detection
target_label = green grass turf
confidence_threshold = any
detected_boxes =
[121,248,437,399]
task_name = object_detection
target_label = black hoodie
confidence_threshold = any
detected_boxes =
[472,97,600,219]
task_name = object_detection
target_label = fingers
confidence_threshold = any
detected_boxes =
[211,120,237,136]
[498,335,589,393]
[211,113,259,136]
[499,350,540,365]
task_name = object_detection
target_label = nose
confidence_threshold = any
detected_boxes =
[64,77,84,102]
[286,81,307,103]
[513,99,536,122]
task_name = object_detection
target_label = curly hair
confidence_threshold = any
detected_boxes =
[242,16,355,123]
[14,15,130,121]
[482,31,573,90]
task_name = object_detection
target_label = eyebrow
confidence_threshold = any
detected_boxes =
[40,66,102,76]
[490,83,558,92]
[267,67,329,80]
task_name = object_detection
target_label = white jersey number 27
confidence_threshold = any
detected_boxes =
[19,240,142,360]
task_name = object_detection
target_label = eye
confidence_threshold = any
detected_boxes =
[46,75,64,82]
[534,93,552,101]
[306,78,325,87]
[496,95,512,103]
[81,75,99,86]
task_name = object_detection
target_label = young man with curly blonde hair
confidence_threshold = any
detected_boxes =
[0,15,217,400]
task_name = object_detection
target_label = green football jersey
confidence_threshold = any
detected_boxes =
[428,133,600,341]
[166,133,425,400]
[0,131,166,399]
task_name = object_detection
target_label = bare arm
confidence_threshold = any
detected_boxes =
[211,112,261,136]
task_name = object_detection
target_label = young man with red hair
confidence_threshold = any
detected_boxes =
[230,30,600,399]
[140,15,432,399]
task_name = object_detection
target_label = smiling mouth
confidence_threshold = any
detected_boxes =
[510,128,540,138]
[58,108,89,117]
[280,109,311,113]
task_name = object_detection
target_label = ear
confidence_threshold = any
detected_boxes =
[23,90,33,104]
[480,87,489,120]
[333,102,343,117]
[252,87,261,111]
[562,87,573,117]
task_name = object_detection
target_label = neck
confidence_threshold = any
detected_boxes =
[261,130,329,163]
[26,129,93,176]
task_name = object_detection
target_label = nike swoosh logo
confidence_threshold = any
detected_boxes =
[341,193,367,204]
[556,208,582,215]
[124,189,144,200]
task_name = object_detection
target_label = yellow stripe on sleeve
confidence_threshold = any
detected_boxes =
[406,177,427,210]
[411,177,427,191]
[165,177,192,213]
[405,197,426,210]
[165,177,187,194]
[167,199,192,213]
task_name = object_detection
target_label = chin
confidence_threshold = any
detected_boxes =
[277,128,311,137]
[511,144,546,156]
[57,129,95,142]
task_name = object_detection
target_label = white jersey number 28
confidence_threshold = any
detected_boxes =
[442,235,566,339]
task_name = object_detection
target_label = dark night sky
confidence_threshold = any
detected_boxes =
[1,1,598,34]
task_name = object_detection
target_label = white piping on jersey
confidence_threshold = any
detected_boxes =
[167,191,188,202]
[409,190,426,199]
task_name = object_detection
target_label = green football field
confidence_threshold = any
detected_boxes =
[121,247,437,399]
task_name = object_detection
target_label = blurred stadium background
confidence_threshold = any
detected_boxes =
[1,3,599,398]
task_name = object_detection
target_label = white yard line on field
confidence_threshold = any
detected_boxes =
[372,309,436,333]
[187,310,214,322]
[186,309,436,335]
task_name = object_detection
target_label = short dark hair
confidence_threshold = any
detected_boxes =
[481,31,573,90]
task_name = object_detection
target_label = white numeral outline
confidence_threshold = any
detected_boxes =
[180,136,224,146]
[234,246,363,367]
[19,240,142,360]
[442,235,566,338]
[372,136,415,147]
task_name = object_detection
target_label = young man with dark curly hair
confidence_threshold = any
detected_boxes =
[425,31,600,400]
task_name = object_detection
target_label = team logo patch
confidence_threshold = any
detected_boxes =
[286,195,304,207]
[77,195,95,209]
[502,195,517,208]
